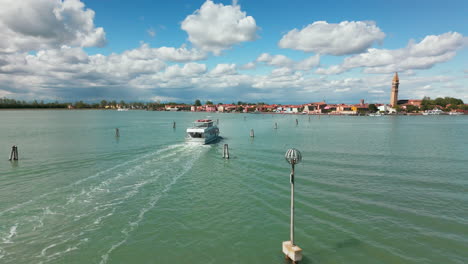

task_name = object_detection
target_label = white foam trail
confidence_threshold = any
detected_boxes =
[99,146,207,264]
[0,144,184,216]
[40,243,57,257]
[2,224,17,244]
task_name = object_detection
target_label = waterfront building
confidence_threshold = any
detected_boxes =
[303,102,327,114]
[390,72,399,107]
[378,105,396,113]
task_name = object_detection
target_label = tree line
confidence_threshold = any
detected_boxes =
[0,98,68,108]
[0,98,194,109]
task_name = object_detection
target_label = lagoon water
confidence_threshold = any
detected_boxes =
[0,110,467,264]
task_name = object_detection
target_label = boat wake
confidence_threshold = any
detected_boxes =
[0,143,209,264]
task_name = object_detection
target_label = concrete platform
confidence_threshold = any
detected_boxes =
[282,240,302,262]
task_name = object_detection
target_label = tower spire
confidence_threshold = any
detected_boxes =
[393,72,399,83]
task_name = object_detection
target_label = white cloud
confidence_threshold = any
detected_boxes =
[368,90,384,94]
[210,64,237,75]
[295,55,320,70]
[0,0,106,53]
[257,53,293,67]
[147,28,156,38]
[125,43,207,62]
[240,62,256,70]
[164,63,207,79]
[279,21,385,55]
[317,32,467,74]
[256,53,320,71]
[150,95,180,102]
[181,0,258,55]
[334,88,351,92]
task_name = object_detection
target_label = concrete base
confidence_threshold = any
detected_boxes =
[282,241,302,262]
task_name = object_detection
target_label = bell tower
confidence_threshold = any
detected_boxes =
[390,72,399,107]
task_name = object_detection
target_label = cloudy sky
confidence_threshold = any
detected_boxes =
[0,0,467,104]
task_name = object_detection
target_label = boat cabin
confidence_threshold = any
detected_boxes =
[192,119,214,128]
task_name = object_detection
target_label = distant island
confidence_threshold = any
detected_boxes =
[1,97,466,115]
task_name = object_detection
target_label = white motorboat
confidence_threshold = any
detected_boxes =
[368,112,383,116]
[448,111,463,115]
[117,108,128,111]
[422,108,443,115]
[186,119,219,144]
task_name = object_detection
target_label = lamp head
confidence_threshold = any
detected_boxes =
[285,148,302,165]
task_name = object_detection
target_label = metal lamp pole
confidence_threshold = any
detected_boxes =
[285,148,302,246]
[290,162,295,245]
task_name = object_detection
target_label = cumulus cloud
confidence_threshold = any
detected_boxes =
[0,45,167,93]
[256,53,320,71]
[240,62,256,70]
[279,21,385,55]
[210,64,237,75]
[163,63,207,79]
[125,43,207,62]
[317,32,467,74]
[0,0,106,53]
[181,0,258,55]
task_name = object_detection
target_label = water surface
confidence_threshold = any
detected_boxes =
[0,110,467,263]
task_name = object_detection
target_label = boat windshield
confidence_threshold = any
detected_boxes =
[189,132,204,138]
[193,121,213,128]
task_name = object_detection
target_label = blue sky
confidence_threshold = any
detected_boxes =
[0,0,467,104]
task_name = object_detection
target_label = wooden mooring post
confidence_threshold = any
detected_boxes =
[250,129,255,137]
[308,116,311,122]
[295,119,299,126]
[274,122,278,129]
[223,144,230,159]
[9,145,18,161]
[173,121,176,129]
[115,128,120,137]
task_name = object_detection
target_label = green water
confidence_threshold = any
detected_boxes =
[0,110,467,264]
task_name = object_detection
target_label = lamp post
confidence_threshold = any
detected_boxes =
[283,148,303,262]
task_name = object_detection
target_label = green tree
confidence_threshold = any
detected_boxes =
[421,96,435,111]
[406,105,420,113]
[205,100,213,105]
[100,100,107,108]
[368,104,378,113]
[194,99,201,106]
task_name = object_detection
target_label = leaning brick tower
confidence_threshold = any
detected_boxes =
[390,72,399,107]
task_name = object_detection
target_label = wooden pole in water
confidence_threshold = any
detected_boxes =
[9,146,13,161]
[295,119,298,126]
[115,128,120,137]
[308,116,311,122]
[250,129,254,137]
[9,145,18,161]
[173,121,176,129]
[274,122,278,129]
[223,144,230,159]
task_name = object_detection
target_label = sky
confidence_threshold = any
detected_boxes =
[0,0,467,104]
